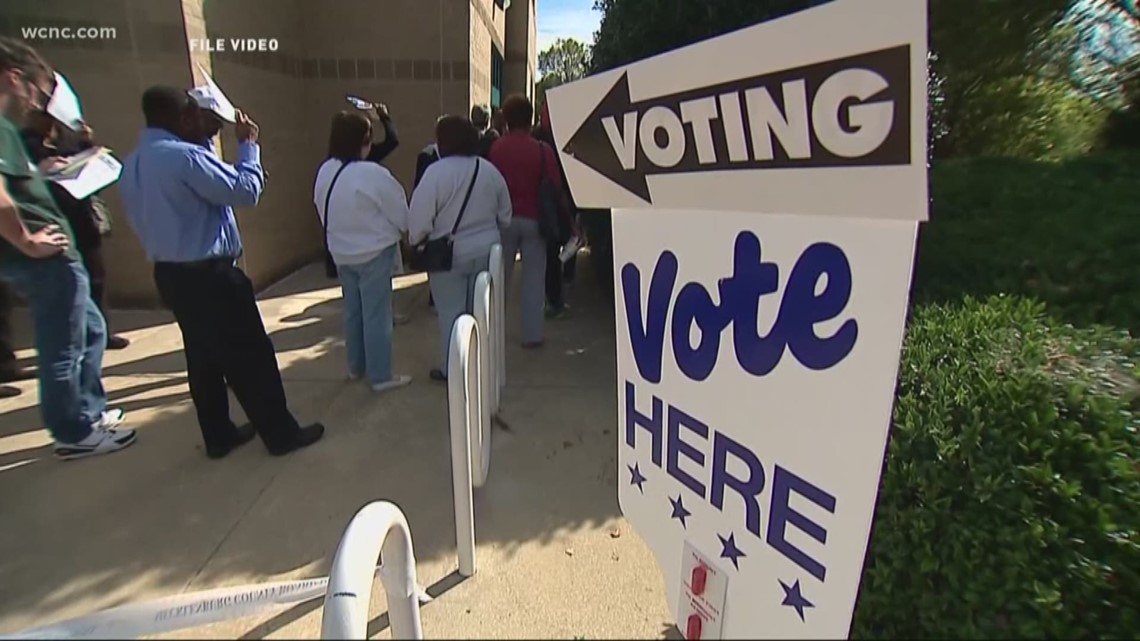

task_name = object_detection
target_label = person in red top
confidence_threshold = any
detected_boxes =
[488,94,562,348]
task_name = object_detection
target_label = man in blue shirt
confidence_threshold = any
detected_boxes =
[119,86,324,458]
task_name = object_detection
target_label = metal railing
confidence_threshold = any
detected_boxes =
[320,501,424,640]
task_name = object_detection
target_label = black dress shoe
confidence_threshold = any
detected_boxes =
[106,335,130,350]
[0,385,21,399]
[206,423,257,460]
[267,423,325,456]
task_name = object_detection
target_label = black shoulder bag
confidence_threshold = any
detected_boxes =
[536,142,571,244]
[408,159,480,273]
[321,160,354,278]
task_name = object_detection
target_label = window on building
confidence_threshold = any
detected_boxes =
[491,47,504,109]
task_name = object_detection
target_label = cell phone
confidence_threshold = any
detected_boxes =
[346,95,372,110]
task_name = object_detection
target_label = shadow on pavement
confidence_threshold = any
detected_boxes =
[0,255,626,636]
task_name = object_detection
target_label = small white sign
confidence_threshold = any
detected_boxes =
[546,0,928,221]
[678,541,729,640]
[189,65,237,123]
[46,72,84,131]
[49,149,122,200]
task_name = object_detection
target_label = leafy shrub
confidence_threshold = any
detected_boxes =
[916,152,1140,333]
[853,296,1140,639]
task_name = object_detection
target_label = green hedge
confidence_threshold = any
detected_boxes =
[915,152,1140,333]
[853,296,1140,638]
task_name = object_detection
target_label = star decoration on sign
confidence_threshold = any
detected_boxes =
[669,494,691,528]
[779,579,814,622]
[717,532,746,569]
[628,463,647,493]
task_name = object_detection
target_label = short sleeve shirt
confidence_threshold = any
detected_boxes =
[0,116,79,264]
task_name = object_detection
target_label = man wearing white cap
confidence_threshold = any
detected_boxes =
[118,86,324,459]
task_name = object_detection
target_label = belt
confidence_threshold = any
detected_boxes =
[154,256,237,270]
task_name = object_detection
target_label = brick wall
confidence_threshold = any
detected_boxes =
[1,0,498,307]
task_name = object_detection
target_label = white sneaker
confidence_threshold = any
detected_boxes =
[371,375,412,394]
[95,408,126,430]
[55,428,137,461]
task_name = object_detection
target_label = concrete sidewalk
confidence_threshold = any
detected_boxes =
[0,255,673,639]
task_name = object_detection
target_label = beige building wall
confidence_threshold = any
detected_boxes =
[0,0,529,308]
[504,0,536,102]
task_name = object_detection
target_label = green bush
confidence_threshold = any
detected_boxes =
[853,296,1140,639]
[917,152,1140,333]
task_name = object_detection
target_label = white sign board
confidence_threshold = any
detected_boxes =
[545,0,928,222]
[545,0,929,638]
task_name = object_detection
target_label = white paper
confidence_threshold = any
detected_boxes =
[50,151,122,200]
[46,72,84,131]
[190,65,237,123]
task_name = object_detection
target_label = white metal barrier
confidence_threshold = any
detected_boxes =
[488,243,505,409]
[320,501,424,640]
[448,315,487,578]
[473,272,494,440]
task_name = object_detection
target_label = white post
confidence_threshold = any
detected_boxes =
[488,243,505,407]
[472,273,493,487]
[320,501,423,640]
[448,315,481,577]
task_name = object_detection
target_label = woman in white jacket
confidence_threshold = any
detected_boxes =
[313,111,412,392]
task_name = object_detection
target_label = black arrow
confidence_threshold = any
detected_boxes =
[561,45,911,204]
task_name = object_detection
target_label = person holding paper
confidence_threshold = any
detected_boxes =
[22,113,130,350]
[118,86,324,459]
[0,37,136,459]
[313,111,412,392]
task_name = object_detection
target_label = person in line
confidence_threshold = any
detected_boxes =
[0,37,134,459]
[408,115,511,381]
[532,102,580,314]
[21,113,130,349]
[487,94,564,349]
[313,111,412,393]
[471,104,498,158]
[414,116,445,313]
[119,86,323,459]
[0,280,35,397]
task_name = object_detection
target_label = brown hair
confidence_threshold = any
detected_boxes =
[435,115,479,158]
[327,111,372,161]
[500,94,533,132]
[0,36,52,85]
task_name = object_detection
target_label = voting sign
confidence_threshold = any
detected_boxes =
[545,0,928,637]
[546,0,928,222]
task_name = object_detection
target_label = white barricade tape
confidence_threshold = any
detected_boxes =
[0,570,433,640]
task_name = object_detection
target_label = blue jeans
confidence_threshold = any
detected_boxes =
[0,257,106,443]
[338,245,397,385]
[428,251,491,371]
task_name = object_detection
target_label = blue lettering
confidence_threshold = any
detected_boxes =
[624,384,835,582]
[625,380,663,466]
[622,253,677,384]
[779,243,858,371]
[711,430,765,537]
[622,232,857,383]
[666,406,709,498]
[767,464,836,582]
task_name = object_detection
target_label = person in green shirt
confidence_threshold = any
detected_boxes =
[0,36,135,460]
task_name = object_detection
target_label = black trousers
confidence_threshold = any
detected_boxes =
[154,259,300,452]
[545,239,564,308]
[0,280,15,370]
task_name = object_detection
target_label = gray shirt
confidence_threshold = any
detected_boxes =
[408,156,512,261]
